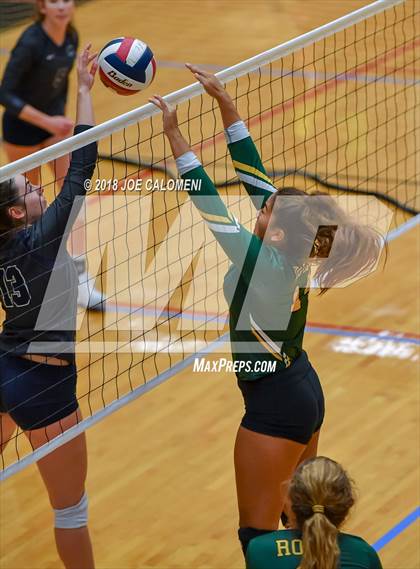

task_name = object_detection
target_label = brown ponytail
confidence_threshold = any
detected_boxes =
[289,457,356,569]
[0,178,21,246]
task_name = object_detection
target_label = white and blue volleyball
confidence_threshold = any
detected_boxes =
[98,37,156,95]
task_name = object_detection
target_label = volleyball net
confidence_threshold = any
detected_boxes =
[0,0,418,478]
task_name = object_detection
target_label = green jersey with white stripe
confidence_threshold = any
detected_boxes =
[246,530,383,569]
[177,121,309,380]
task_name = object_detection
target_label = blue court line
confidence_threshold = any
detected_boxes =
[0,331,231,481]
[373,507,420,551]
[305,326,419,345]
[386,214,420,242]
[105,304,420,344]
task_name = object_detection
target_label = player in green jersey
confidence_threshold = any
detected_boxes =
[246,456,383,569]
[150,66,382,557]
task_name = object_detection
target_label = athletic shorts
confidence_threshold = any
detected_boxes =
[2,111,51,146]
[237,351,324,444]
[0,352,78,430]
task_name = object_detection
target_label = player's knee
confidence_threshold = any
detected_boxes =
[54,491,88,529]
[238,526,273,556]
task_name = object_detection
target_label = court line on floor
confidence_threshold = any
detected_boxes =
[306,324,419,345]
[102,302,420,345]
[386,213,420,242]
[0,333,228,481]
[373,506,420,551]
[0,47,418,85]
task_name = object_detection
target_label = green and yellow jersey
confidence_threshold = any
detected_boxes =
[176,121,309,380]
[246,530,383,569]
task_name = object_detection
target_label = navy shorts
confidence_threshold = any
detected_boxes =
[0,352,78,430]
[2,111,51,146]
[237,351,324,444]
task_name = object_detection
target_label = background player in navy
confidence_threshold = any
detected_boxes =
[0,0,103,309]
[0,45,98,569]
[151,66,382,558]
[0,0,76,176]
[246,457,383,569]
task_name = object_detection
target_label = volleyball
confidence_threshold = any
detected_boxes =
[98,37,156,95]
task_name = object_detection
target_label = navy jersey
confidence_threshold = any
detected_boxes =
[0,22,78,117]
[0,124,97,363]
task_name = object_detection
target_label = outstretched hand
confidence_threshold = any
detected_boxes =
[185,63,226,100]
[77,44,98,91]
[149,94,179,134]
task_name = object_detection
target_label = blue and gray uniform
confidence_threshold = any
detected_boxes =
[0,125,96,429]
[0,22,78,145]
[177,121,324,443]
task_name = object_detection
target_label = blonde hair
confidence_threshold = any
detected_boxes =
[289,457,356,569]
[271,189,385,294]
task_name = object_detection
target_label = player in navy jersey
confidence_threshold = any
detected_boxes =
[0,45,98,569]
[0,0,103,309]
[151,66,383,557]
[0,0,77,176]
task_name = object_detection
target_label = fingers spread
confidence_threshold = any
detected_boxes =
[186,62,205,76]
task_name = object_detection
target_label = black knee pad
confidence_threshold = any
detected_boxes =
[238,527,273,556]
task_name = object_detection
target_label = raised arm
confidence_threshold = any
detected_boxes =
[150,95,284,285]
[31,45,98,255]
[186,64,276,210]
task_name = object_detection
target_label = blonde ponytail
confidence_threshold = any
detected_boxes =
[270,189,385,294]
[290,457,355,569]
[298,512,340,569]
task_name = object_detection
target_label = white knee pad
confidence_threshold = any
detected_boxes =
[54,492,88,529]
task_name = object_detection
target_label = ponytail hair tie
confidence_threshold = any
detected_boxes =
[312,504,325,514]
